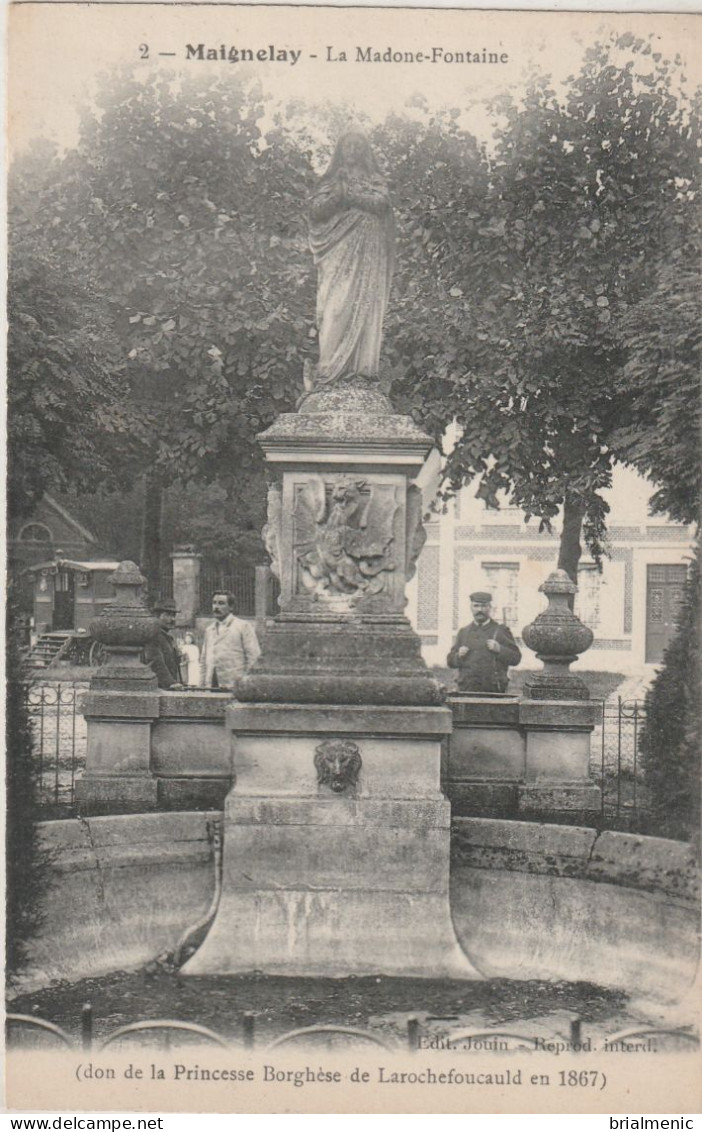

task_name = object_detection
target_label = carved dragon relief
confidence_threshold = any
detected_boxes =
[293,476,398,604]
[314,739,362,794]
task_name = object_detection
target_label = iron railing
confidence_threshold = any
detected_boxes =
[161,562,280,618]
[22,681,87,818]
[594,698,648,832]
[6,1009,697,1053]
[199,563,257,617]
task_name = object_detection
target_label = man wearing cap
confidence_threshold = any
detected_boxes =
[143,598,184,690]
[447,591,521,694]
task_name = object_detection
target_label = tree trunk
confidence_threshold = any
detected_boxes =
[140,471,163,605]
[557,496,586,610]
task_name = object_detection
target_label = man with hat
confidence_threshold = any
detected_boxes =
[143,597,184,690]
[447,591,521,694]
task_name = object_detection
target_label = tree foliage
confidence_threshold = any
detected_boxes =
[8,143,145,520]
[384,34,699,577]
[9,72,321,586]
[9,39,699,578]
[62,476,269,569]
[24,71,316,483]
[612,263,700,526]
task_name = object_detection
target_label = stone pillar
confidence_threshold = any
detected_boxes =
[170,546,201,628]
[445,693,601,822]
[76,561,161,813]
[254,563,270,636]
[182,381,477,979]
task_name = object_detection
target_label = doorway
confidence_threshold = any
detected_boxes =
[645,564,687,663]
[53,570,75,631]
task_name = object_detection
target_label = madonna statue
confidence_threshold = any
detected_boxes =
[308,132,395,388]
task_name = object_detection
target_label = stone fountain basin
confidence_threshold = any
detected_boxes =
[14,812,698,1006]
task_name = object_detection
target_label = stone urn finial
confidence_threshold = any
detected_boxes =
[88,561,160,689]
[521,569,594,701]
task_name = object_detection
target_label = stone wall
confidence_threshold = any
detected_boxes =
[14,813,217,994]
[12,814,698,1004]
[451,818,699,1004]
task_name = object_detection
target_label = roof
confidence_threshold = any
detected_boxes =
[25,558,120,573]
[43,494,99,544]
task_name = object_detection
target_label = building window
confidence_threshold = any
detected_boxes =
[575,564,601,630]
[481,562,520,628]
[19,523,52,543]
[55,571,73,592]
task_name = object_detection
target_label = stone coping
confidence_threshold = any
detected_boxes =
[258,410,432,447]
[226,701,452,734]
[80,689,231,720]
[452,817,698,904]
[448,695,600,728]
[37,811,217,874]
[35,813,698,907]
[158,691,231,719]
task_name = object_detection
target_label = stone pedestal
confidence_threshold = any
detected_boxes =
[76,687,234,814]
[182,702,477,978]
[76,562,162,812]
[183,381,477,979]
[238,383,439,707]
[446,693,601,821]
[75,688,161,812]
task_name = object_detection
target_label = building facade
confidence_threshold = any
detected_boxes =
[8,493,99,575]
[407,464,694,676]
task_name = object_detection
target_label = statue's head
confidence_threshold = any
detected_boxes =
[325,131,380,179]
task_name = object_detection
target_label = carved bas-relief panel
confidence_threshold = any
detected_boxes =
[291,474,402,612]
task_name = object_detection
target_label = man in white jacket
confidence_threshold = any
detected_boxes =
[200,591,261,690]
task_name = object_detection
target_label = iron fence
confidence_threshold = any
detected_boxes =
[6,1009,697,1054]
[158,568,174,600]
[199,563,257,617]
[22,681,87,818]
[160,561,280,618]
[593,698,648,832]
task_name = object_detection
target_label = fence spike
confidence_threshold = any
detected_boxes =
[407,1016,420,1052]
[81,1003,93,1051]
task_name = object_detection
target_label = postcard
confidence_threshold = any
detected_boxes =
[5,0,701,1117]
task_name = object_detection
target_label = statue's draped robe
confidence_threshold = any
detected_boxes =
[309,175,394,384]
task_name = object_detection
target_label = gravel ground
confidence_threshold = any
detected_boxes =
[8,970,631,1051]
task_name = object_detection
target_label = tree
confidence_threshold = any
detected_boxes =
[7,155,147,520]
[11,70,317,590]
[384,34,699,581]
[10,44,698,587]
[640,546,700,842]
[612,263,700,527]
